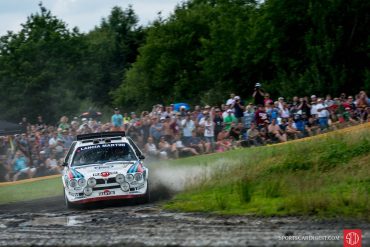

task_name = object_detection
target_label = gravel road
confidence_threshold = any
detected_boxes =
[0,195,368,247]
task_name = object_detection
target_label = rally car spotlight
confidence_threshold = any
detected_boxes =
[87,177,97,187]
[78,178,86,187]
[115,174,125,184]
[83,187,93,196]
[120,182,130,192]
[126,174,134,183]
[69,179,77,188]
[134,173,143,181]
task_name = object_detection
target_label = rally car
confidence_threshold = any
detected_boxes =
[62,131,149,208]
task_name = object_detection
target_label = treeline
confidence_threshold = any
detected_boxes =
[0,0,369,124]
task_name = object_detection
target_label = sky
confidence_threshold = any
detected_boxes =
[0,0,182,36]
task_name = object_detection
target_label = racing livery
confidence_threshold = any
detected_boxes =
[62,132,149,208]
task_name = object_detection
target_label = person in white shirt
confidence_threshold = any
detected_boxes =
[181,113,195,146]
[316,98,330,130]
[226,93,235,106]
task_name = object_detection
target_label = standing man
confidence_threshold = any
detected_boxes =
[111,108,123,131]
[252,82,265,106]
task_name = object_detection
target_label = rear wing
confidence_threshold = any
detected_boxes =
[76,131,125,141]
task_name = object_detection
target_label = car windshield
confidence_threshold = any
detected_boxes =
[72,143,135,167]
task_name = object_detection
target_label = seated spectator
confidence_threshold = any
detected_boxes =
[286,118,302,140]
[247,122,263,146]
[144,137,167,159]
[268,119,287,142]
[173,134,199,156]
[158,136,178,159]
[187,130,206,154]
[12,151,36,181]
[45,152,62,173]
[216,131,232,152]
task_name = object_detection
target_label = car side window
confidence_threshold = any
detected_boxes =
[64,141,77,165]
[127,137,142,158]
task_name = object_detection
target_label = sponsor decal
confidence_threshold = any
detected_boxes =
[92,171,118,177]
[344,229,362,247]
[99,189,116,196]
[68,168,84,179]
[101,172,110,177]
[79,143,127,151]
[94,165,114,170]
[127,161,144,174]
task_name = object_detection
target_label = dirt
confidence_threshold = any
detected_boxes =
[0,195,368,247]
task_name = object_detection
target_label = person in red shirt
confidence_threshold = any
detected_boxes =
[254,105,268,130]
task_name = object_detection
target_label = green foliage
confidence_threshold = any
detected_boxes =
[165,127,370,219]
[116,0,370,109]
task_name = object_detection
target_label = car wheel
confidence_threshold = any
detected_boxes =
[137,182,150,204]
[64,190,77,209]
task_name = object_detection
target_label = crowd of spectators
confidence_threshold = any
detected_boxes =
[0,86,369,182]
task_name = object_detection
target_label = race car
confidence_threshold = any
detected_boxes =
[62,131,149,208]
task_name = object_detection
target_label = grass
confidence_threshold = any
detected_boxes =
[0,177,61,204]
[0,123,369,221]
[164,124,370,220]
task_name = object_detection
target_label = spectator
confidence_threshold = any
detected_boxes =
[181,113,195,146]
[264,93,273,106]
[200,111,215,153]
[187,130,206,154]
[286,118,302,140]
[58,116,70,131]
[226,93,236,106]
[252,83,265,105]
[247,122,263,146]
[316,98,330,130]
[158,136,178,159]
[173,134,199,156]
[213,108,224,139]
[243,103,255,129]
[223,109,237,131]
[19,117,30,133]
[255,105,268,130]
[111,108,123,131]
[268,119,287,142]
[144,137,166,159]
[232,96,244,122]
[149,116,162,143]
[12,151,36,181]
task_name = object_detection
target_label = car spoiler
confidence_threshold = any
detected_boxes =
[76,131,126,141]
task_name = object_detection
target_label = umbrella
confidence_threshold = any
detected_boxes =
[173,103,190,112]
[79,111,102,119]
[0,120,23,136]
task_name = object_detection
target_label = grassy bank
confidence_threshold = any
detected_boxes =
[0,177,61,204]
[165,124,370,220]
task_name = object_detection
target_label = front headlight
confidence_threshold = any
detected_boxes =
[69,179,77,188]
[120,182,130,192]
[78,178,86,187]
[134,173,143,181]
[87,177,96,187]
[116,174,125,184]
[126,174,134,183]
[83,187,93,196]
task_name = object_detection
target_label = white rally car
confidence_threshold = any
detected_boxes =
[62,132,149,208]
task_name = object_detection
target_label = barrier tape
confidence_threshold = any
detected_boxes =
[0,122,369,187]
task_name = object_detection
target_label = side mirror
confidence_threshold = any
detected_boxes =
[139,154,145,160]
[62,162,68,167]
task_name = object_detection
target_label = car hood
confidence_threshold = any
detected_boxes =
[66,161,143,180]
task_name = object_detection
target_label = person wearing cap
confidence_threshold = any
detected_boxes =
[232,96,244,123]
[223,109,237,132]
[111,108,123,132]
[181,113,195,146]
[253,82,265,105]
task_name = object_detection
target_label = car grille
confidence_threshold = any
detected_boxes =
[96,178,116,185]
[93,185,121,191]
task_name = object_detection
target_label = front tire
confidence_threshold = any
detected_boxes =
[64,190,78,209]
[136,183,150,204]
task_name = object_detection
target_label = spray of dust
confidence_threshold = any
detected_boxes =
[145,158,239,201]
